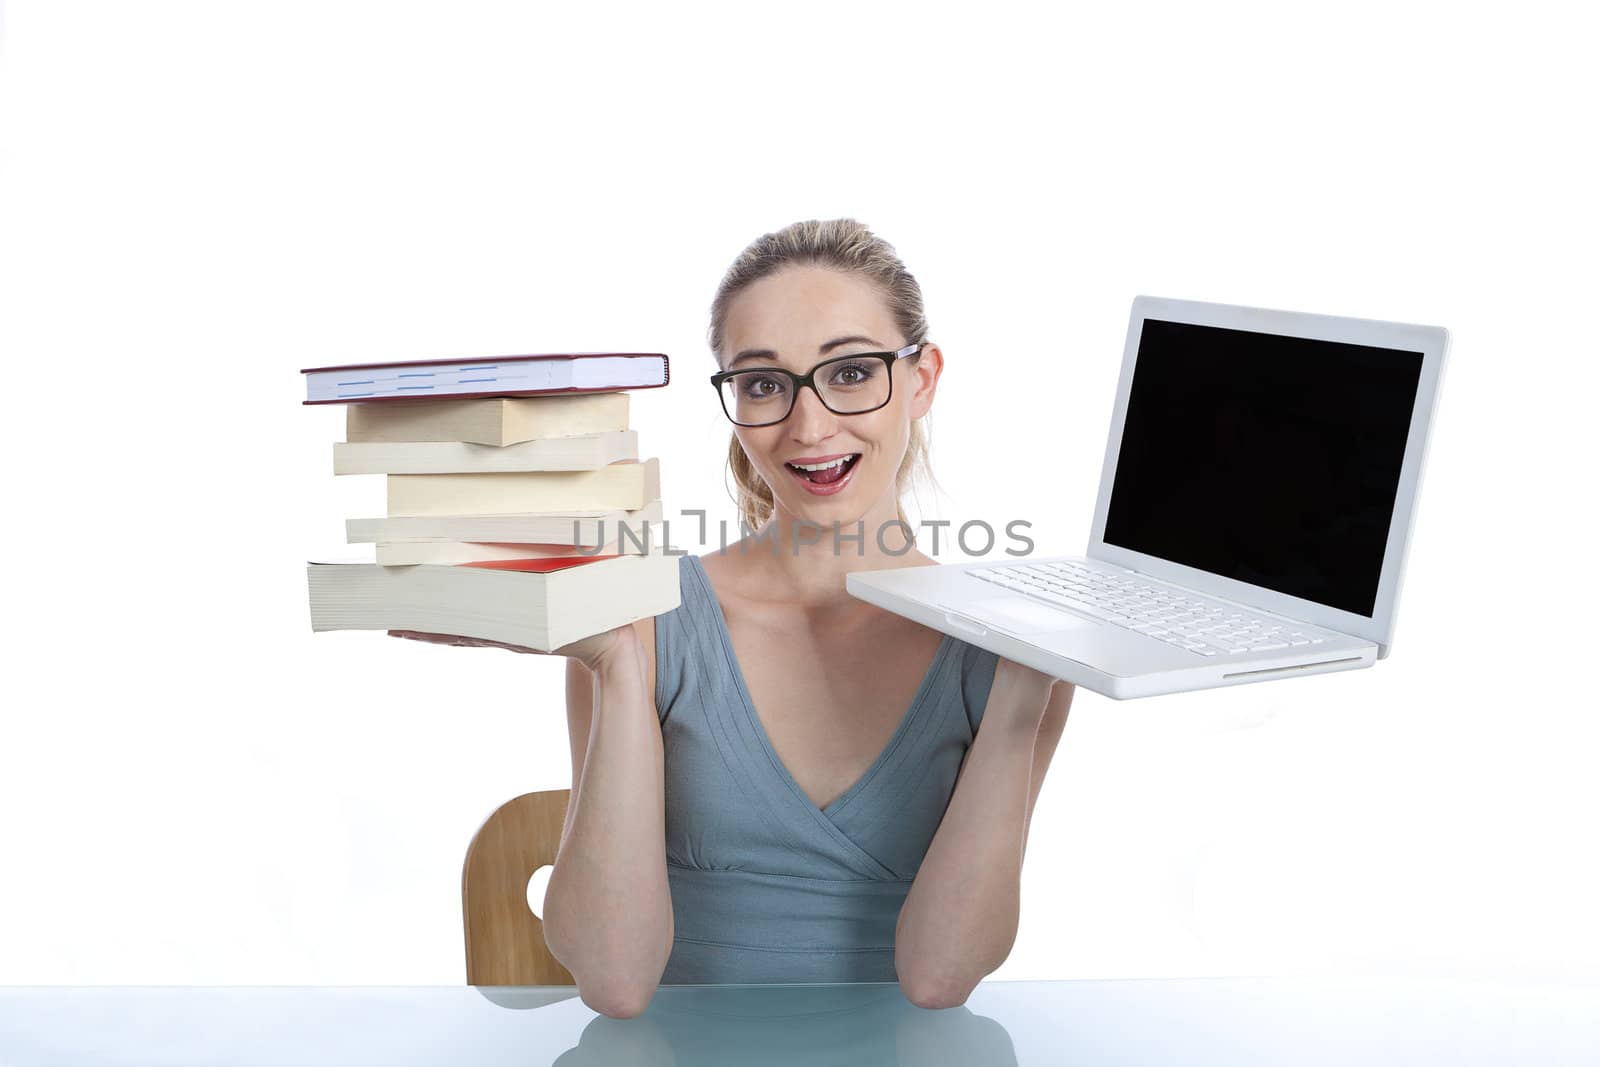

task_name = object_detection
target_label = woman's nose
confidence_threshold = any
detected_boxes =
[787,384,839,439]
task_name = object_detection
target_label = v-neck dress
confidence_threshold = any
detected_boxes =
[654,552,1001,985]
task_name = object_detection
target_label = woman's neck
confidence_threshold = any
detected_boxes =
[719,502,930,609]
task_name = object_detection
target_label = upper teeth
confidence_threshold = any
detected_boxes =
[790,456,851,471]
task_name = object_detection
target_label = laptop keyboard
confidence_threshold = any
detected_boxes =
[968,559,1330,657]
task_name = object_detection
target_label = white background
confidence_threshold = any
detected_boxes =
[1,0,1596,986]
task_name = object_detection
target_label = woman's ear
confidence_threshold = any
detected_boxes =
[907,343,944,419]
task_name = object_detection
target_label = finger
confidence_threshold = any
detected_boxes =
[389,630,454,643]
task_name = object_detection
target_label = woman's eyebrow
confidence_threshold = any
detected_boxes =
[730,335,884,367]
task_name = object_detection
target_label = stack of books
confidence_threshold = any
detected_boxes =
[303,352,681,652]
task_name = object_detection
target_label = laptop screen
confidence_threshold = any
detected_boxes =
[1102,318,1424,618]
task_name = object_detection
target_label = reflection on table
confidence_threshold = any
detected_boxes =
[3,976,1598,1065]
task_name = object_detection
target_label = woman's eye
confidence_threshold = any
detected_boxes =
[741,375,785,398]
[829,362,875,386]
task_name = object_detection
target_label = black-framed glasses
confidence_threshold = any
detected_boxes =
[709,342,926,427]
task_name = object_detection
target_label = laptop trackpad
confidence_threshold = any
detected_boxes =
[955,598,1099,635]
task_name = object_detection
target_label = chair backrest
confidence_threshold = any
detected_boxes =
[462,789,576,986]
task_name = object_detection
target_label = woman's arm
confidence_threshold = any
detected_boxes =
[541,624,675,1019]
[893,661,1074,1009]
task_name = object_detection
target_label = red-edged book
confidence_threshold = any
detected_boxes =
[306,542,680,652]
[456,554,620,571]
[302,352,670,405]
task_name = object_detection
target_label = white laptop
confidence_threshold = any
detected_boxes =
[846,295,1449,700]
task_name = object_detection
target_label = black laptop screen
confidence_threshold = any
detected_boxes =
[1101,318,1424,618]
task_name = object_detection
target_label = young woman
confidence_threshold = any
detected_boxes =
[397,219,1073,1018]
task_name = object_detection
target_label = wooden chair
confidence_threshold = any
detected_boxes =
[462,789,576,986]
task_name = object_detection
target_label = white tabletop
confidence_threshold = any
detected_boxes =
[3,976,1598,1065]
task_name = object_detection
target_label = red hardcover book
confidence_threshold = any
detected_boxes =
[302,352,670,405]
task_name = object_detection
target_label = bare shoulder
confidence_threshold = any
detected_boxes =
[695,548,747,606]
[696,546,732,583]
[863,545,939,569]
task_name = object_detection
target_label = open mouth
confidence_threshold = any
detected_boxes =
[785,453,861,486]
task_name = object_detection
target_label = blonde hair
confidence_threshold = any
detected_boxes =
[708,218,938,534]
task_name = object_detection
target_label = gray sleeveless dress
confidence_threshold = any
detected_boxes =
[654,552,1000,985]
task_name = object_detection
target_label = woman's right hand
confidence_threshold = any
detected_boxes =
[388,623,637,674]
